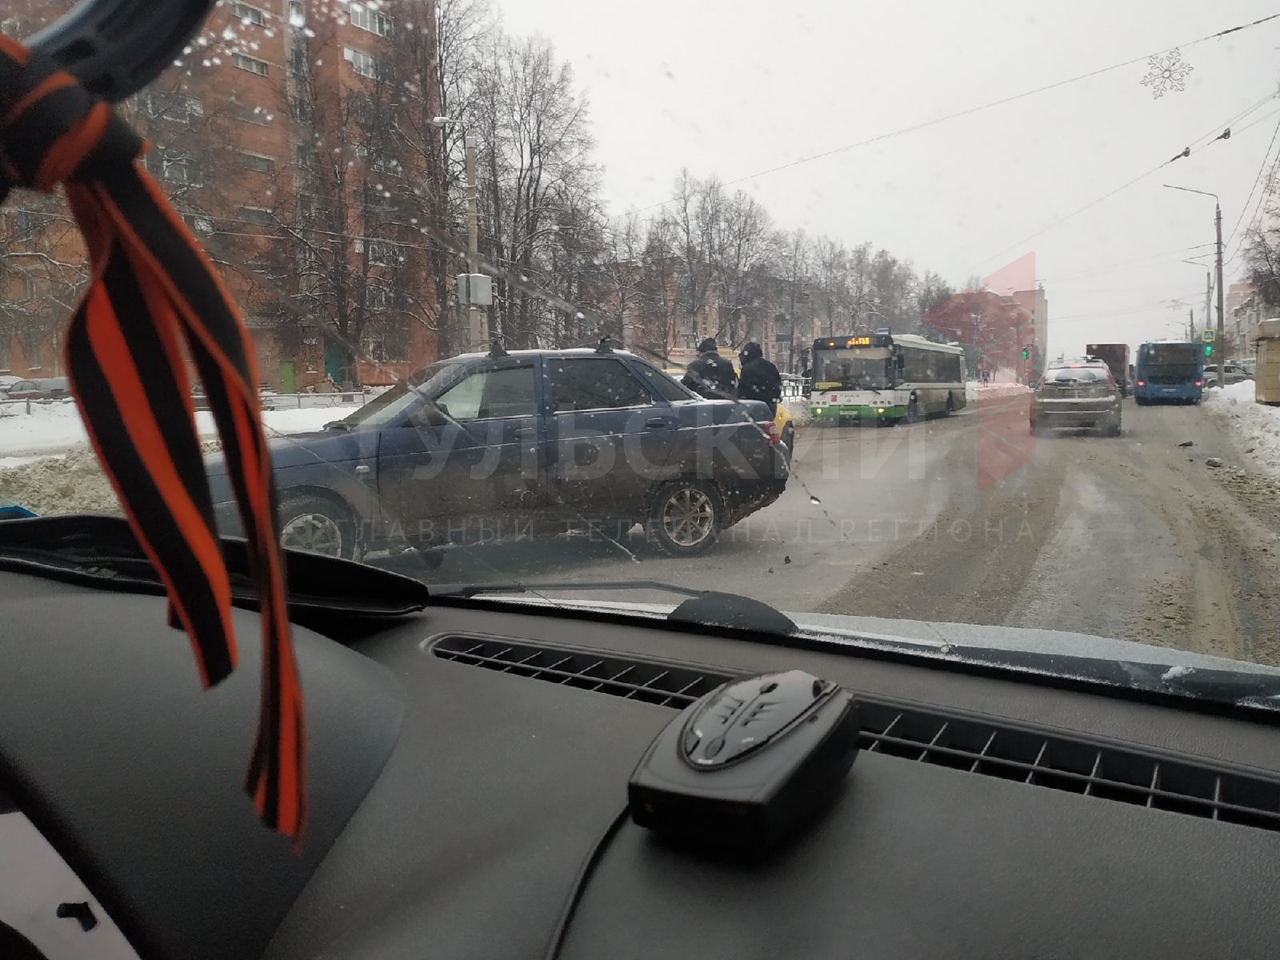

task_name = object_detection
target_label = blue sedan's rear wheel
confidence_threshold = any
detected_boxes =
[278,493,355,560]
[649,479,722,557]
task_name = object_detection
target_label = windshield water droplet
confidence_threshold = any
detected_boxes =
[809,494,822,504]
[288,9,306,27]
[222,27,238,41]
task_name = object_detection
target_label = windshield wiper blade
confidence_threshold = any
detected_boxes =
[432,580,798,634]
[430,579,709,600]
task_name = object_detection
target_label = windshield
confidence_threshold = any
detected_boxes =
[5,0,1280,704]
[813,350,893,390]
[337,360,463,429]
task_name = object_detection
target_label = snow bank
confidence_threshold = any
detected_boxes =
[967,381,1031,401]
[0,448,122,516]
[0,400,364,459]
[1202,381,1280,478]
[0,400,366,516]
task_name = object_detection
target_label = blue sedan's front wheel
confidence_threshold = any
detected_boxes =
[278,493,355,560]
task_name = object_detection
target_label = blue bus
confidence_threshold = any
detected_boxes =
[1132,341,1204,405]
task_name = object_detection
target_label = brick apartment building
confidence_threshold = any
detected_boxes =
[0,0,443,389]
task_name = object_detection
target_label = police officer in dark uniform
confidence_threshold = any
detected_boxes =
[737,341,782,416]
[682,338,738,399]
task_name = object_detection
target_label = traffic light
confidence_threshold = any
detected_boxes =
[1204,343,1213,357]
[1021,347,1029,361]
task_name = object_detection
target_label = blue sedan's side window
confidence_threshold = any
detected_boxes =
[548,358,651,412]
[434,365,535,420]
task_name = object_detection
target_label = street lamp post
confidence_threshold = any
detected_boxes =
[1164,184,1225,385]
[433,116,487,349]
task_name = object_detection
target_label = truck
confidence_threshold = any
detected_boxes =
[1086,343,1131,397]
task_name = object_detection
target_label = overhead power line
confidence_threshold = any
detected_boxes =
[623,13,1280,218]
[1224,115,1280,265]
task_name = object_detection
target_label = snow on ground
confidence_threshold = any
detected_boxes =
[1202,380,1280,478]
[966,381,1031,401]
[0,400,364,459]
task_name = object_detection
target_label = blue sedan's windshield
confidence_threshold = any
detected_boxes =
[337,361,464,429]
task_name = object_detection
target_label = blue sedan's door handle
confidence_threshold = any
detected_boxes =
[28,0,217,101]
[645,418,668,429]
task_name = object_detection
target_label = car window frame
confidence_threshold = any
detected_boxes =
[545,355,659,414]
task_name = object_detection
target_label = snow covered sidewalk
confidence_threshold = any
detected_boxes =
[0,400,367,517]
[1202,381,1280,478]
[966,381,1031,401]
[0,400,365,459]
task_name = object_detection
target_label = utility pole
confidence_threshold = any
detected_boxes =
[1215,199,1225,379]
[433,116,491,352]
[1165,185,1226,384]
[1204,271,1211,341]
[464,133,485,348]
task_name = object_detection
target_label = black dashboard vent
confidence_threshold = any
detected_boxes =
[430,634,735,708]
[858,700,1280,832]
[429,636,1280,832]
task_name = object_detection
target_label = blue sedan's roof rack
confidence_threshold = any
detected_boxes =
[26,0,217,102]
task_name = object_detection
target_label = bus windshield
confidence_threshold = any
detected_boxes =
[813,348,893,390]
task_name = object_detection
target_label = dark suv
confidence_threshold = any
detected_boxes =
[1030,358,1122,437]
[207,347,788,560]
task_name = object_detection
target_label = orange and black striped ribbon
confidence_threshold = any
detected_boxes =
[0,38,306,845]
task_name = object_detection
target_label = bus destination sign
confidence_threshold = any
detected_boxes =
[814,333,891,350]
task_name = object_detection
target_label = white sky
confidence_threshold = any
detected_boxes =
[494,0,1280,358]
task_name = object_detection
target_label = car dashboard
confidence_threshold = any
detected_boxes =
[2,571,1280,960]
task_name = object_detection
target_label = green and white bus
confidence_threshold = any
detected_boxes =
[809,332,967,425]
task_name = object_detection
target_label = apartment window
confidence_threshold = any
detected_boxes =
[288,0,304,23]
[288,46,309,77]
[358,239,395,264]
[166,159,195,183]
[240,153,275,174]
[348,1,393,38]
[366,285,391,310]
[232,53,269,76]
[182,214,214,235]
[14,209,32,238]
[288,94,313,123]
[1,18,20,38]
[373,155,404,177]
[232,102,270,125]
[343,46,383,80]
[230,2,267,26]
[239,206,274,225]
[25,333,41,369]
[348,93,377,126]
[147,91,204,122]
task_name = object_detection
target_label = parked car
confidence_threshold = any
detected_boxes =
[1030,358,1122,437]
[1204,362,1248,387]
[207,347,789,560]
[4,377,70,401]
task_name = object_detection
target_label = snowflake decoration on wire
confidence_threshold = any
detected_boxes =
[1140,47,1194,99]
